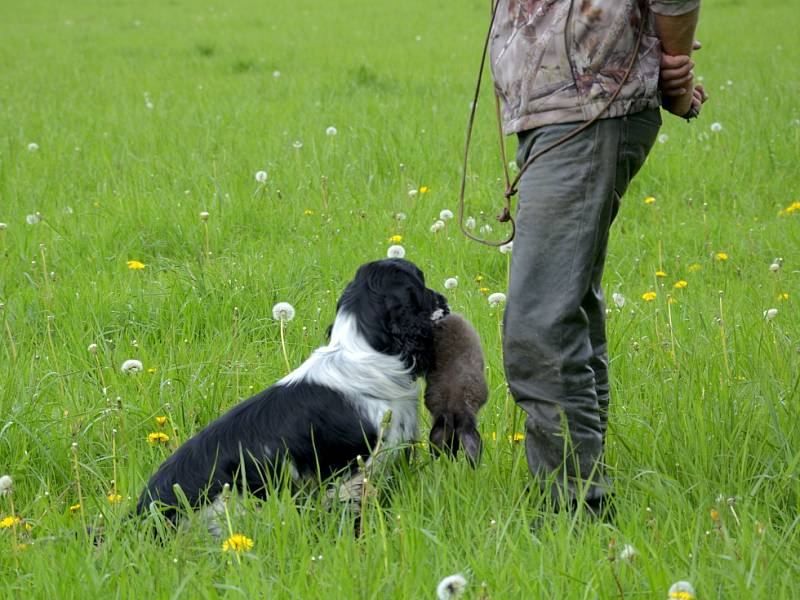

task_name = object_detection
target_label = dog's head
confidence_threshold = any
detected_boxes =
[335,258,449,377]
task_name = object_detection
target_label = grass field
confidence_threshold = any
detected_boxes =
[1,0,799,597]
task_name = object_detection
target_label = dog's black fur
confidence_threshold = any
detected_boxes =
[136,259,448,521]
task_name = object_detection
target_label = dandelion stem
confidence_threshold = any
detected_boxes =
[203,222,210,259]
[8,490,19,554]
[221,485,241,566]
[279,318,291,374]
[71,443,88,537]
[718,292,732,379]
[111,429,118,497]
[39,244,51,299]
[93,352,107,390]
[666,295,678,368]
[46,315,67,399]
[2,310,17,362]
[321,175,329,212]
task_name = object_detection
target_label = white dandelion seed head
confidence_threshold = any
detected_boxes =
[272,70,281,78]
[199,211,210,221]
[0,222,7,230]
[325,126,338,136]
[619,544,637,561]
[658,133,669,144]
[769,262,780,272]
[27,142,39,152]
[465,216,476,230]
[0,475,12,496]
[121,359,143,374]
[387,244,406,259]
[499,241,513,254]
[436,574,468,600]
[444,277,458,290]
[488,292,507,307]
[439,209,454,221]
[145,101,154,110]
[763,308,778,320]
[393,212,407,221]
[87,343,98,354]
[479,224,493,234]
[272,302,296,322]
[668,581,696,600]
[430,220,445,233]
[612,292,626,308]
[292,140,303,149]
[408,189,419,198]
[26,214,41,225]
[710,122,723,132]
[254,170,268,183]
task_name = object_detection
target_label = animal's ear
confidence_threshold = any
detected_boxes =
[429,414,458,457]
[385,288,435,375]
[456,425,483,467]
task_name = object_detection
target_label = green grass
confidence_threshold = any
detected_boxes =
[1,0,799,597]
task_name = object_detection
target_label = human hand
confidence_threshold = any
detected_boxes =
[660,40,703,118]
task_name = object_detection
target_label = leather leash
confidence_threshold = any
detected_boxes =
[459,0,648,247]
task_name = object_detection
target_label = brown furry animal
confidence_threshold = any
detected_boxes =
[424,312,488,465]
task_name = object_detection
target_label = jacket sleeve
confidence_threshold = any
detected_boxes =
[649,0,700,16]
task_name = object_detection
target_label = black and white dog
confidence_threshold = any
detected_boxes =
[136,258,448,522]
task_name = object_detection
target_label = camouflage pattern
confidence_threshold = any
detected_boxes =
[490,0,701,133]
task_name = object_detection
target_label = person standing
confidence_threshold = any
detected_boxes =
[490,0,705,512]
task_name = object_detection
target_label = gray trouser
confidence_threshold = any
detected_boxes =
[503,109,661,505]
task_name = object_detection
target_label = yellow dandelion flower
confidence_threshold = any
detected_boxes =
[491,432,497,442]
[0,516,22,529]
[478,287,490,295]
[388,234,403,244]
[715,252,729,261]
[710,508,720,522]
[147,367,157,375]
[303,209,314,216]
[644,196,656,204]
[674,280,688,289]
[147,431,170,444]
[419,186,429,194]
[222,533,254,553]
[687,263,702,272]
[507,433,524,443]
[655,270,667,278]
[642,291,657,302]
[783,201,800,214]
[127,260,146,270]
[69,503,81,513]
[155,416,168,427]
[107,494,123,504]
[474,275,484,283]
[777,292,789,301]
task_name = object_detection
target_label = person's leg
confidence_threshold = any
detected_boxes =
[584,109,663,444]
[503,109,660,507]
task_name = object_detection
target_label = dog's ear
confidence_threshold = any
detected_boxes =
[429,414,458,457]
[384,286,435,376]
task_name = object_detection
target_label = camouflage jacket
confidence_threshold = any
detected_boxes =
[490,0,700,133]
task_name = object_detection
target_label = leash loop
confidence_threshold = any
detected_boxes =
[459,0,648,247]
